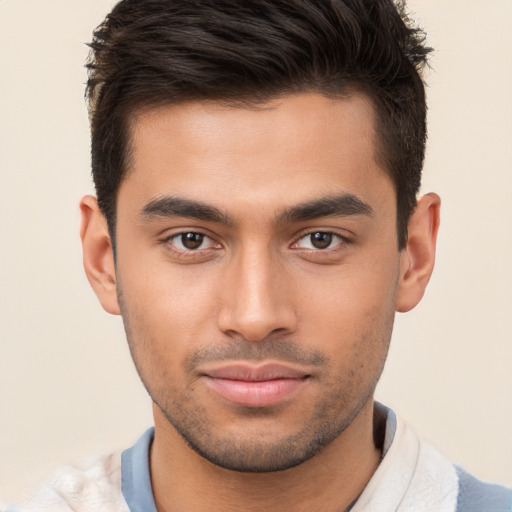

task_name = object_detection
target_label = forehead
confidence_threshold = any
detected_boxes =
[121,93,394,217]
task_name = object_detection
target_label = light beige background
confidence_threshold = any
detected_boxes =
[1,0,511,503]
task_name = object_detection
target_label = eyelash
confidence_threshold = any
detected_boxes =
[159,229,352,263]
[160,231,221,260]
[161,229,350,254]
[291,231,350,252]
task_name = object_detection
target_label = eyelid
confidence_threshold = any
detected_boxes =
[161,230,222,252]
[290,229,350,250]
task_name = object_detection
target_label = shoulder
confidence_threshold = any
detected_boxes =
[6,452,129,512]
[400,418,512,512]
[355,405,512,512]
[399,414,512,512]
[454,465,512,512]
[406,435,511,511]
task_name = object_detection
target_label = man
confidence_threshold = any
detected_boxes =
[6,0,511,511]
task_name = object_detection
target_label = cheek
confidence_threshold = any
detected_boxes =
[116,254,222,358]
[297,257,399,357]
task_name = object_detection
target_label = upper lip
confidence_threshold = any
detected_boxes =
[201,363,310,381]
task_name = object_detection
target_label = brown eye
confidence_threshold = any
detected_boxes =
[295,232,343,250]
[181,232,204,249]
[310,232,332,249]
[169,232,212,251]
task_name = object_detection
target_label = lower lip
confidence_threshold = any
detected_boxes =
[204,376,308,407]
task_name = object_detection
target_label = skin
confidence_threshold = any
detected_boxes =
[80,93,440,512]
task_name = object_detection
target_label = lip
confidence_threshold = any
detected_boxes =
[201,363,310,407]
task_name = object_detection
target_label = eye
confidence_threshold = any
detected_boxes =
[295,232,345,250]
[168,232,216,251]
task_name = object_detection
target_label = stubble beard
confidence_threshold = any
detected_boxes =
[152,374,377,473]
[117,289,393,473]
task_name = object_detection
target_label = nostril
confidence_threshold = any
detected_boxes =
[217,311,297,343]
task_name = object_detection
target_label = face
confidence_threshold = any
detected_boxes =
[114,93,402,472]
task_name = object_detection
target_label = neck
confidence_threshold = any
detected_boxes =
[150,399,382,512]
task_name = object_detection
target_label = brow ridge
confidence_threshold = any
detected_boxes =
[278,193,374,223]
[140,192,373,226]
[141,196,232,224]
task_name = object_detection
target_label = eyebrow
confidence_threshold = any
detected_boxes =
[278,193,373,223]
[140,196,233,224]
[140,192,373,225]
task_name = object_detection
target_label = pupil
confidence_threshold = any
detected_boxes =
[311,232,332,249]
[182,232,203,250]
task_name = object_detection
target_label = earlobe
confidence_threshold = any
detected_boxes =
[80,195,121,315]
[396,193,441,313]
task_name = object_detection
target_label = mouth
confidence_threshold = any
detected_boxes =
[201,363,311,407]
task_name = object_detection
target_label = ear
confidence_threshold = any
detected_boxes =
[396,193,441,313]
[80,195,121,315]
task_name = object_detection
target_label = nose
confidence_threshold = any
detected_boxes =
[217,245,298,342]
